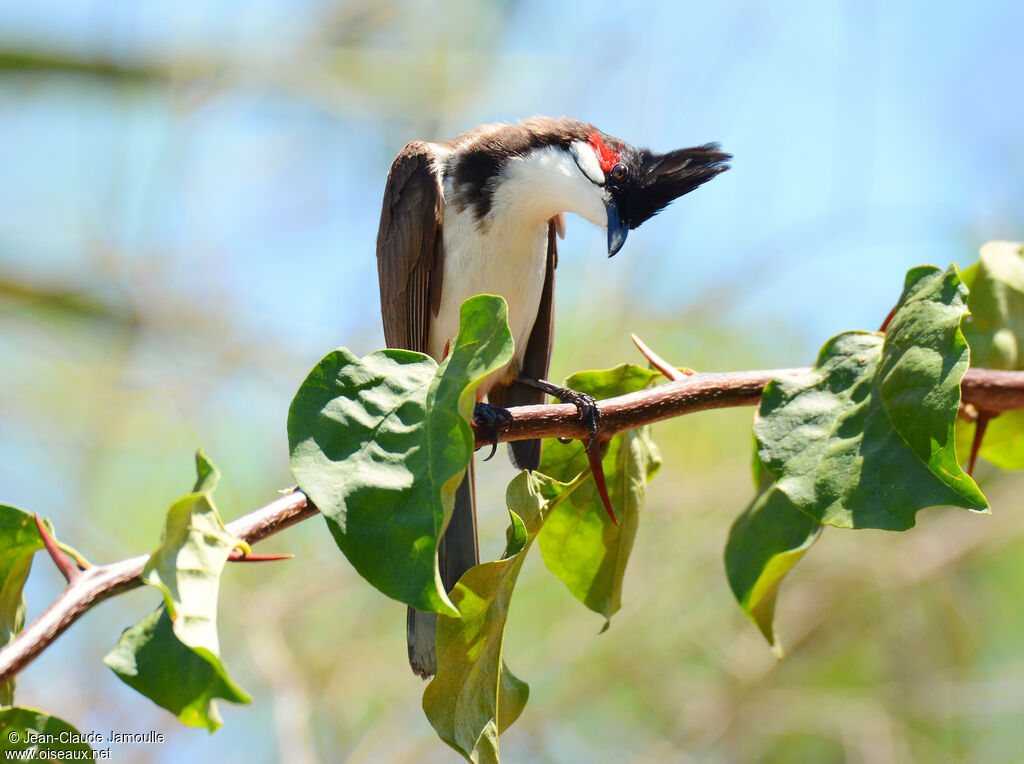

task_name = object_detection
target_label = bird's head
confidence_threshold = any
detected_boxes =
[569,129,731,256]
[446,118,729,254]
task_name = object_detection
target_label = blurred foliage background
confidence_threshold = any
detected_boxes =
[2,1,1023,761]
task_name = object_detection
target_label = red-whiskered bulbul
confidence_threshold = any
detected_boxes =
[376,116,729,677]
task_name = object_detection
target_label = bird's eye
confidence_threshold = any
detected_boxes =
[609,162,628,182]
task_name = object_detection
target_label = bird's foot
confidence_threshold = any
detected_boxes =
[557,388,601,449]
[514,375,617,525]
[472,402,514,461]
[518,379,601,449]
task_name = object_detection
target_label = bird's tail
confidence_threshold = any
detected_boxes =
[407,459,478,678]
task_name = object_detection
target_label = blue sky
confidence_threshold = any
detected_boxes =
[2,0,1021,359]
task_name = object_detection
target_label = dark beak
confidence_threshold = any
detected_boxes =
[605,198,628,257]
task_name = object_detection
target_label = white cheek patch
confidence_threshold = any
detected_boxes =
[570,141,606,185]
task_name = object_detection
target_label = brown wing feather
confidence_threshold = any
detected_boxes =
[489,219,558,471]
[376,141,443,353]
[380,142,466,678]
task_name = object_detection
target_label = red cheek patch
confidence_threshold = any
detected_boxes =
[588,130,621,174]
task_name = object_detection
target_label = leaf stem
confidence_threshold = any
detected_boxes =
[56,542,91,570]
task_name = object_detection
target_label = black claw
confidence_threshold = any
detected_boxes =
[559,390,601,450]
[473,402,513,460]
[514,376,603,449]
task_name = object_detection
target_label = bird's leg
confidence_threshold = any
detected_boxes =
[472,402,514,462]
[515,375,618,526]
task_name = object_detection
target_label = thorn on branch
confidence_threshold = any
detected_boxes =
[631,334,695,381]
[227,550,295,563]
[967,410,993,476]
[33,513,81,584]
[586,442,619,526]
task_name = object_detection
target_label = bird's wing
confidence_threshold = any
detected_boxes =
[489,218,558,471]
[376,141,444,353]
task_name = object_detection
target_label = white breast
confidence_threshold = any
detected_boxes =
[428,204,550,396]
[426,142,608,397]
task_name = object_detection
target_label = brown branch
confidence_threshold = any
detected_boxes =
[3,365,1024,686]
[474,368,803,448]
[474,366,1024,449]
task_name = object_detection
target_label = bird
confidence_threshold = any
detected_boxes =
[375,116,730,677]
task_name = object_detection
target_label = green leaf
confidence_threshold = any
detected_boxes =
[104,451,250,732]
[536,365,660,624]
[423,471,581,764]
[0,506,53,706]
[288,295,513,615]
[757,265,987,529]
[141,451,244,655]
[960,240,1024,370]
[881,266,984,500]
[725,484,821,654]
[105,606,250,732]
[0,706,93,755]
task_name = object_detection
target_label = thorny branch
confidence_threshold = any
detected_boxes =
[0,490,317,684]
[2,364,1024,685]
[472,366,1024,449]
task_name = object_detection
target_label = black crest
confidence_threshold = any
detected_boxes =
[609,143,731,229]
